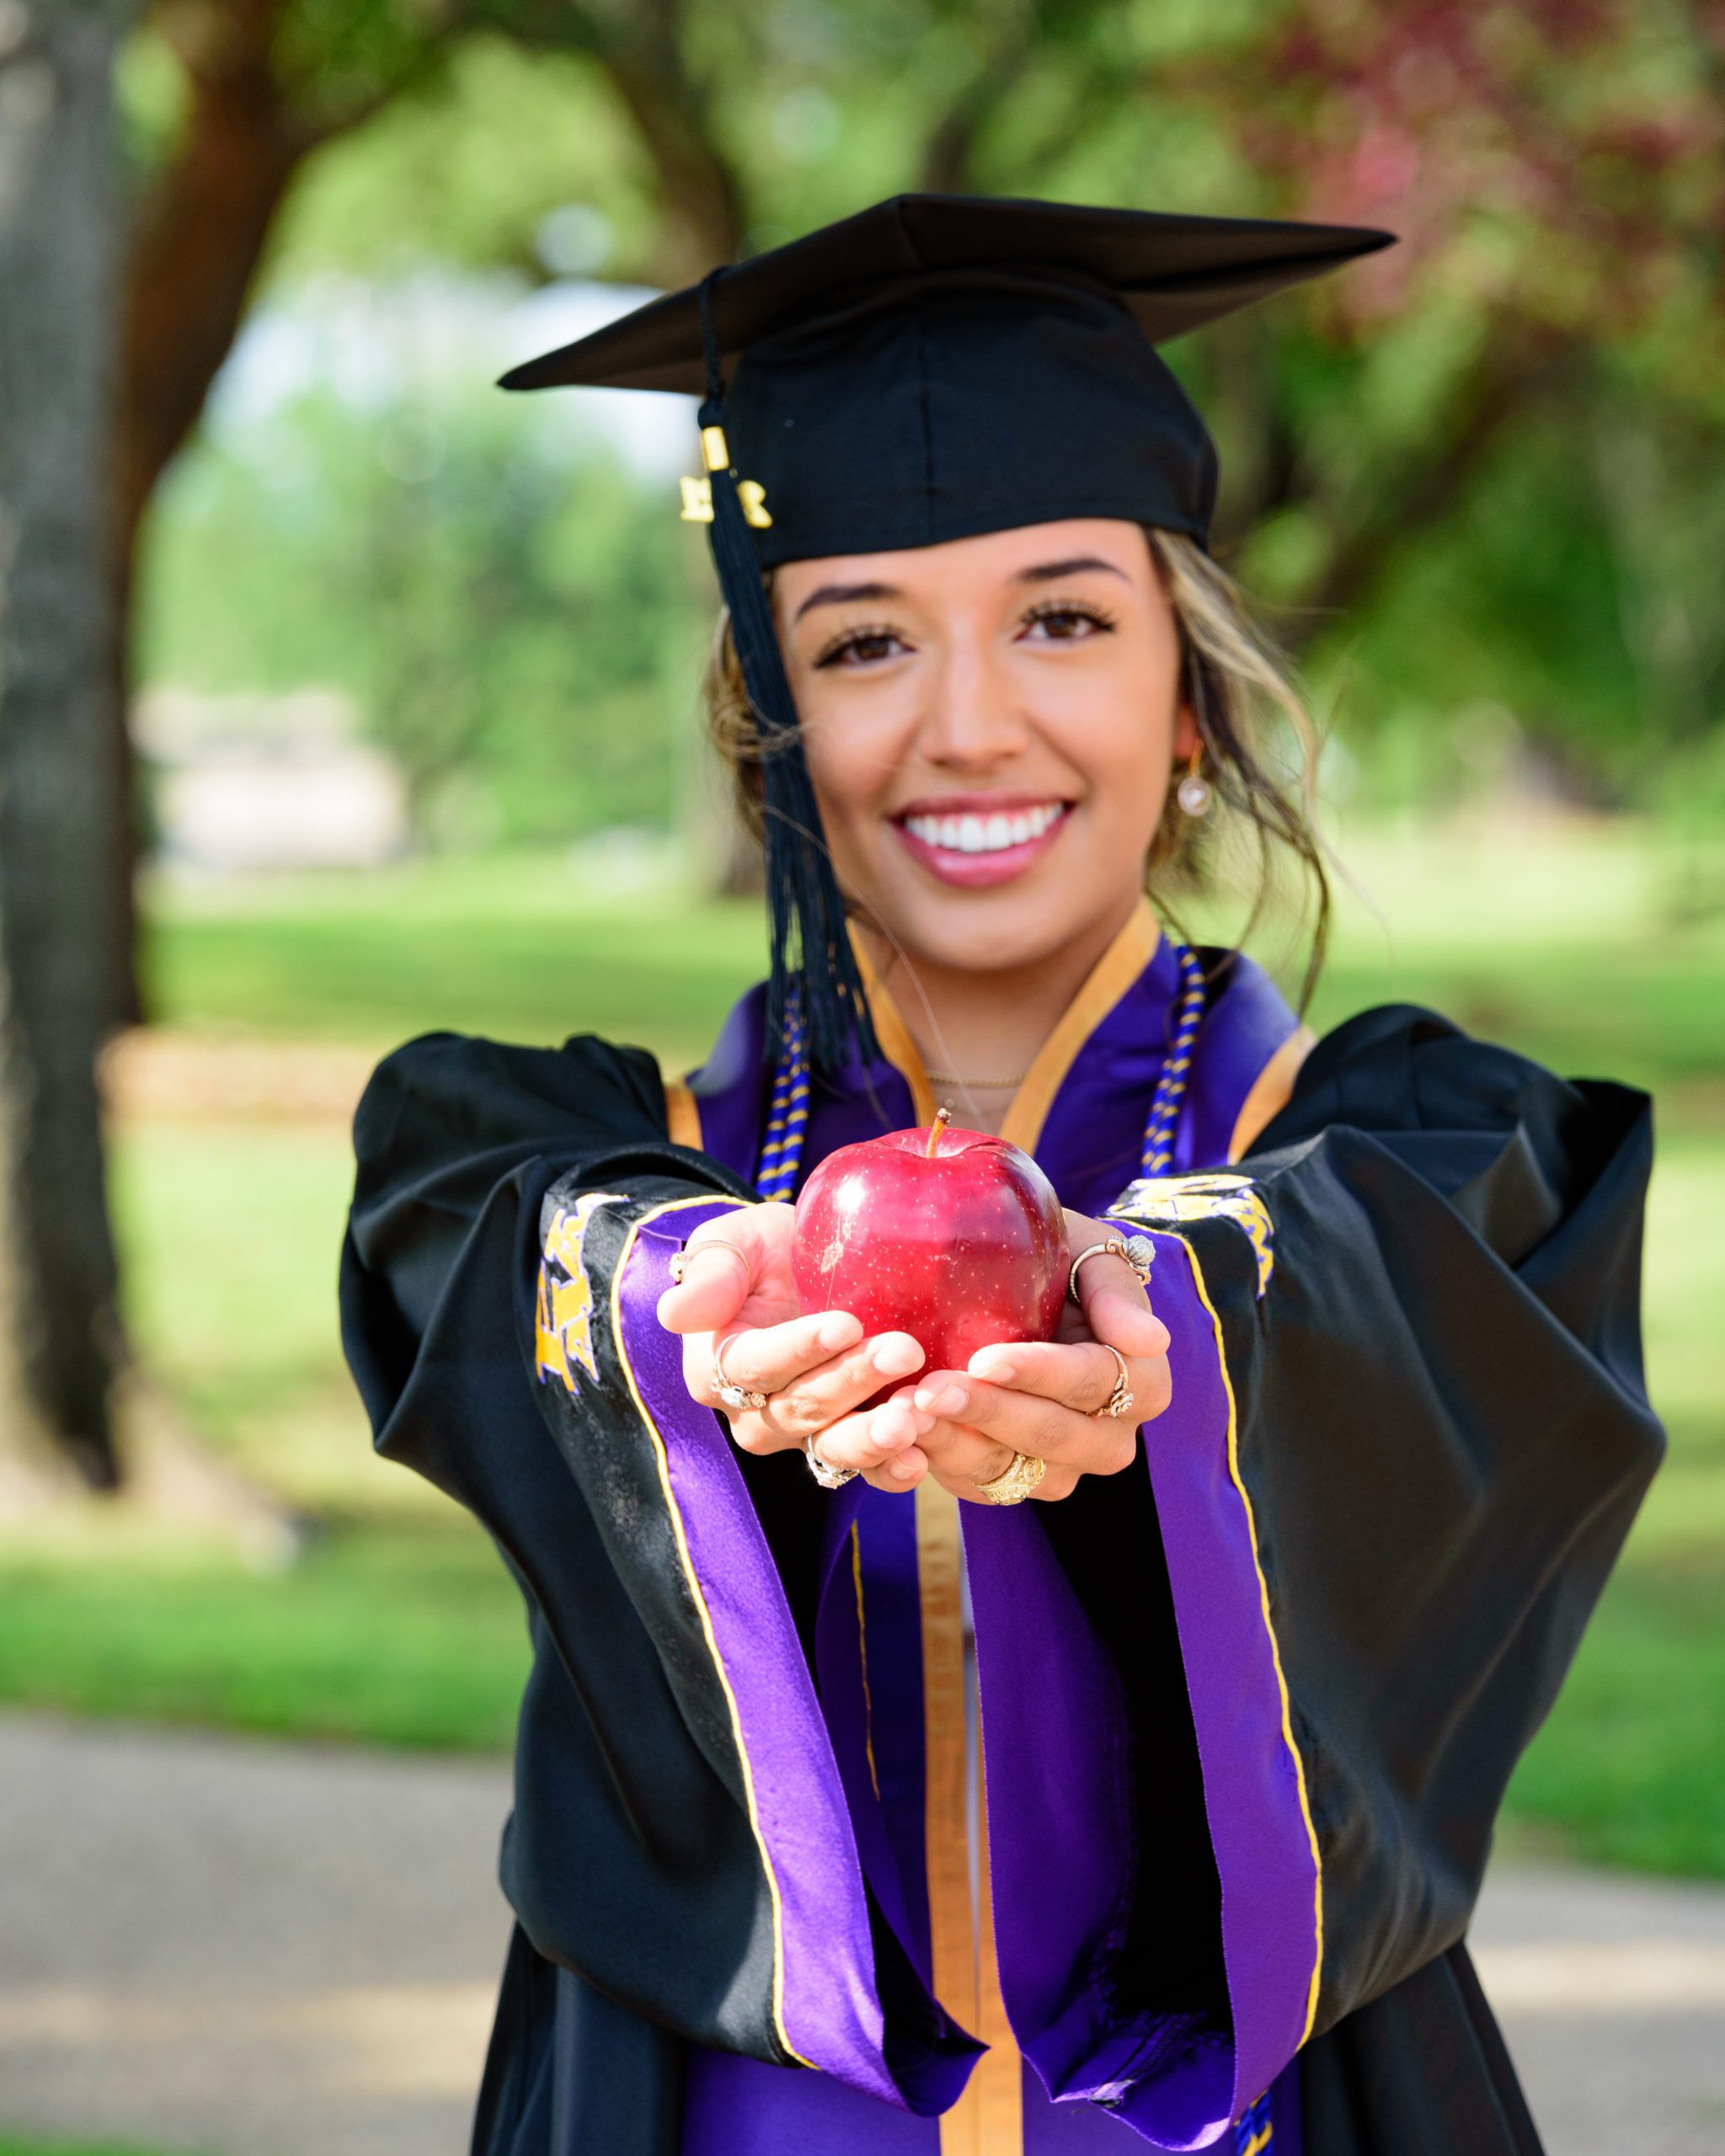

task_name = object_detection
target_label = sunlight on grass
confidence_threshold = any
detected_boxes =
[0,1518,526,1751]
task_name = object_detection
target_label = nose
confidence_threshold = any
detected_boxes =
[916,634,1031,772]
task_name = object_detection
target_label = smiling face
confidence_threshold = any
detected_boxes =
[773,518,1196,990]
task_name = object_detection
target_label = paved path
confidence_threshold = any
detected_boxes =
[2,1713,1722,2155]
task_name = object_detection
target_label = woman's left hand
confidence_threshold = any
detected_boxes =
[884,1211,1172,1503]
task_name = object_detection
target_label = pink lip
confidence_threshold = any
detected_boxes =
[890,801,1073,889]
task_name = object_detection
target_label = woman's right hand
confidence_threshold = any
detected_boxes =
[655,1205,932,1492]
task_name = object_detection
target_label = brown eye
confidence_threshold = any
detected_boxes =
[1021,600,1115,642]
[815,626,907,669]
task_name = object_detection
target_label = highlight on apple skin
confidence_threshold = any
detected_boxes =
[791,1111,1070,1374]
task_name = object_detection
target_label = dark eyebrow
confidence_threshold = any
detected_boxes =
[792,579,901,622]
[789,554,1127,625]
[1016,555,1130,584]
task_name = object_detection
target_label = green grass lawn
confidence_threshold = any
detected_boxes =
[138,851,768,1075]
[0,2143,180,2156]
[0,1513,525,1752]
[1,818,1721,1873]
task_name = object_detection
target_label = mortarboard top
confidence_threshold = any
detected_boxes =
[500,194,1396,1076]
[501,193,1396,563]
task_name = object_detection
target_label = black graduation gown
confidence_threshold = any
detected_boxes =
[338,1003,1662,2154]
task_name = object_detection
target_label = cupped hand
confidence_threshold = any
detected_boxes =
[892,1211,1172,1504]
[654,1204,932,1493]
[655,1203,1169,1505]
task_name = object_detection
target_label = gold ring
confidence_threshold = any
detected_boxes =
[711,1334,766,1415]
[970,1449,1047,1506]
[1067,1235,1154,1305]
[1090,1342,1135,1421]
[670,1239,751,1287]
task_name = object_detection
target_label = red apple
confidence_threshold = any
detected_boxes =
[793,1111,1069,1373]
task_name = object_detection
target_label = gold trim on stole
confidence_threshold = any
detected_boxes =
[848,931,940,1129]
[916,1480,1023,2153]
[1174,1232,1326,2041]
[1226,1025,1315,1163]
[849,900,1160,1161]
[606,1197,814,2067]
[998,899,1160,1157]
[852,1524,882,1802]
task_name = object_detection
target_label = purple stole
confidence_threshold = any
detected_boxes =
[650,905,1311,2153]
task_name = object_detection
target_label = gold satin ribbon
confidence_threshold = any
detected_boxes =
[916,1480,1023,2153]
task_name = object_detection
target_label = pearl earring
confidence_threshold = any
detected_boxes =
[1176,744,1212,818]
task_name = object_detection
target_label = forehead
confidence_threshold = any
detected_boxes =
[773,518,1156,599]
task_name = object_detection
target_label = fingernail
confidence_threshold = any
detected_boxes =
[969,1355,1015,1385]
[873,1335,924,1378]
[917,1382,966,1417]
[890,1449,925,1481]
[818,1314,861,1353]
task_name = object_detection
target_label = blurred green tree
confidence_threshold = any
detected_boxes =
[141,387,703,841]
[126,0,1725,831]
[112,0,489,1017]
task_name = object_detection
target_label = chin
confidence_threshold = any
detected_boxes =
[882,889,1097,979]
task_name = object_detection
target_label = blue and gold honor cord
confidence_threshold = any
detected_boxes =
[753,941,1208,1199]
[1139,939,1206,1176]
[754,995,812,1201]
[1234,2089,1275,2154]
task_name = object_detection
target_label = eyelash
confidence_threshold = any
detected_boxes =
[1021,598,1118,639]
[814,622,900,670]
[812,599,1118,669]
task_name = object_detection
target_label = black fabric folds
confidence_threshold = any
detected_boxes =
[341,1032,769,2156]
[1233,1006,1657,2148]
[339,1006,1661,2156]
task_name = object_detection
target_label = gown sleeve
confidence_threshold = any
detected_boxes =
[957,1004,1664,2149]
[338,1030,979,2120]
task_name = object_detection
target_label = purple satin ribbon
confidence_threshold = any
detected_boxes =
[617,1199,976,2116]
[960,1228,1317,2148]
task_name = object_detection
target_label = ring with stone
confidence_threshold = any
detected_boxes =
[1067,1234,1154,1305]
[711,1335,766,1415]
[1090,1342,1135,1421]
[804,1436,858,1490]
[670,1239,751,1288]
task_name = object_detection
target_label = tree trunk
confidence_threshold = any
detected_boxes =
[0,0,140,1486]
[106,0,307,1027]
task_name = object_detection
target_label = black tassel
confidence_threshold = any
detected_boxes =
[696,273,879,1074]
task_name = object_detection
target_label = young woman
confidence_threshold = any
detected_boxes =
[341,196,1662,2156]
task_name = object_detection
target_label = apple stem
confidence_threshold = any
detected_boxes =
[925,1107,951,1160]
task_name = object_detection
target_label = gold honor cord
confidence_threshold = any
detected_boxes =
[916,1481,1023,2153]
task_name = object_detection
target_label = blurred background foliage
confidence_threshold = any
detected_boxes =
[121,1,1725,849]
[1,0,1722,1890]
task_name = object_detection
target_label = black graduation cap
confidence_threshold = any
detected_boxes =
[502,194,1395,1074]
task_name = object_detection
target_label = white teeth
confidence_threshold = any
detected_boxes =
[901,803,1065,855]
